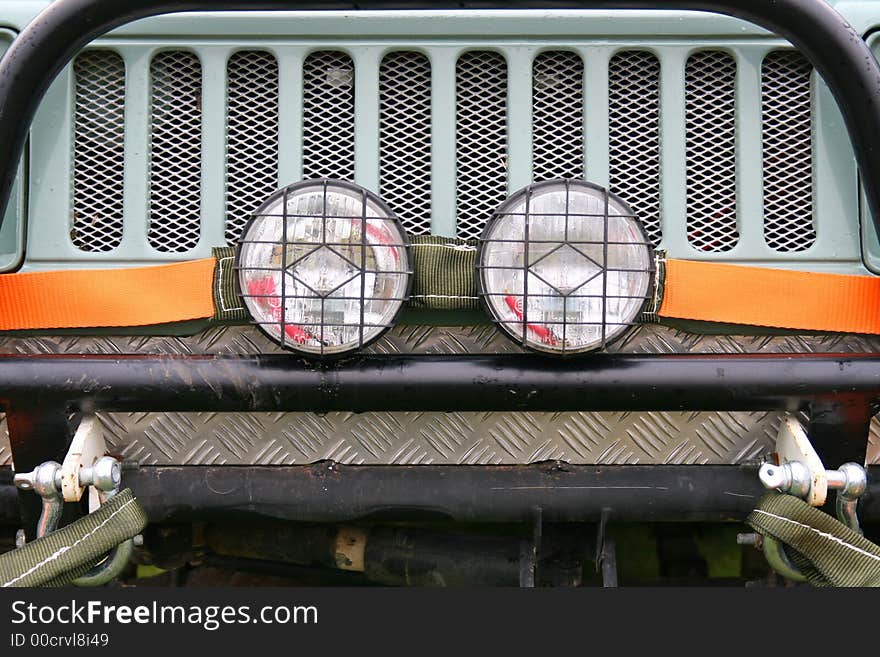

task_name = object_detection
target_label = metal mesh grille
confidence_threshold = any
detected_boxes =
[71,50,126,252]
[762,50,815,252]
[456,51,508,240]
[685,51,738,252]
[609,51,662,246]
[379,52,432,234]
[225,50,279,243]
[532,51,583,182]
[302,51,355,180]
[148,51,202,252]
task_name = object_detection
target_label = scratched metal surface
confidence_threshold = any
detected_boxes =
[2,323,880,356]
[0,324,878,466]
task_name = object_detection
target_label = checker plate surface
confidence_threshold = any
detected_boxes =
[1,324,878,466]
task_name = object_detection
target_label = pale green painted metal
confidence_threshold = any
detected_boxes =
[200,47,231,250]
[505,47,535,194]
[0,29,24,272]
[119,49,152,256]
[429,48,457,237]
[0,165,23,271]
[274,49,304,186]
[9,9,873,274]
[657,48,689,258]
[733,47,766,256]
[861,32,880,274]
[353,48,381,195]
[582,46,610,188]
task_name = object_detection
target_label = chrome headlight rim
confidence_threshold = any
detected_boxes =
[475,178,655,356]
[235,178,414,359]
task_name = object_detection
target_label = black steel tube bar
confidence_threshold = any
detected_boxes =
[5,464,880,524]
[111,464,880,523]
[0,469,18,525]
[1,353,879,413]
[0,1,879,236]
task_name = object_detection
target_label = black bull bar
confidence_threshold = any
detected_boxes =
[1,353,880,524]
[2,0,880,523]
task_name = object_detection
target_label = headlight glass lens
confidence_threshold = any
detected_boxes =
[237,179,411,356]
[478,179,653,354]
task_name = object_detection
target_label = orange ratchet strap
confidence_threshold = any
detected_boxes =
[1,256,880,334]
[659,258,880,334]
[0,258,215,330]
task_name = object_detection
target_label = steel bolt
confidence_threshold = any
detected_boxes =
[13,462,62,498]
[758,461,811,498]
[80,456,121,492]
[736,533,762,548]
[831,462,867,499]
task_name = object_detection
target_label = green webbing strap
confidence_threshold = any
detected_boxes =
[746,493,880,587]
[0,489,147,588]
[212,236,481,319]
[408,236,479,310]
[213,246,248,323]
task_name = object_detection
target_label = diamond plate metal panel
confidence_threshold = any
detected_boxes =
[1,326,879,466]
[4,408,873,466]
[0,414,9,467]
[2,323,880,356]
[868,421,880,466]
[1,409,777,466]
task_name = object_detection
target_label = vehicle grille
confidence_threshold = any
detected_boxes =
[302,50,356,183]
[455,51,508,240]
[71,50,126,252]
[684,50,739,252]
[147,51,203,253]
[761,50,816,252]
[608,50,661,246]
[379,51,433,234]
[225,50,280,243]
[532,51,585,188]
[70,44,814,255]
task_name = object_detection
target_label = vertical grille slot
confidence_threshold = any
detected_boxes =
[685,51,738,252]
[148,51,203,252]
[762,50,815,252]
[379,52,432,234]
[532,51,584,182]
[456,51,508,240]
[302,51,355,180]
[225,50,279,243]
[609,51,662,246]
[72,50,126,252]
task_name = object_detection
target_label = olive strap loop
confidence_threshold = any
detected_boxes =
[747,493,880,587]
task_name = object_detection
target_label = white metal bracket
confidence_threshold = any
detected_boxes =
[60,414,107,504]
[771,414,828,507]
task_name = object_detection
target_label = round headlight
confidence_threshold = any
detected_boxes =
[477,179,653,355]
[237,179,412,356]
